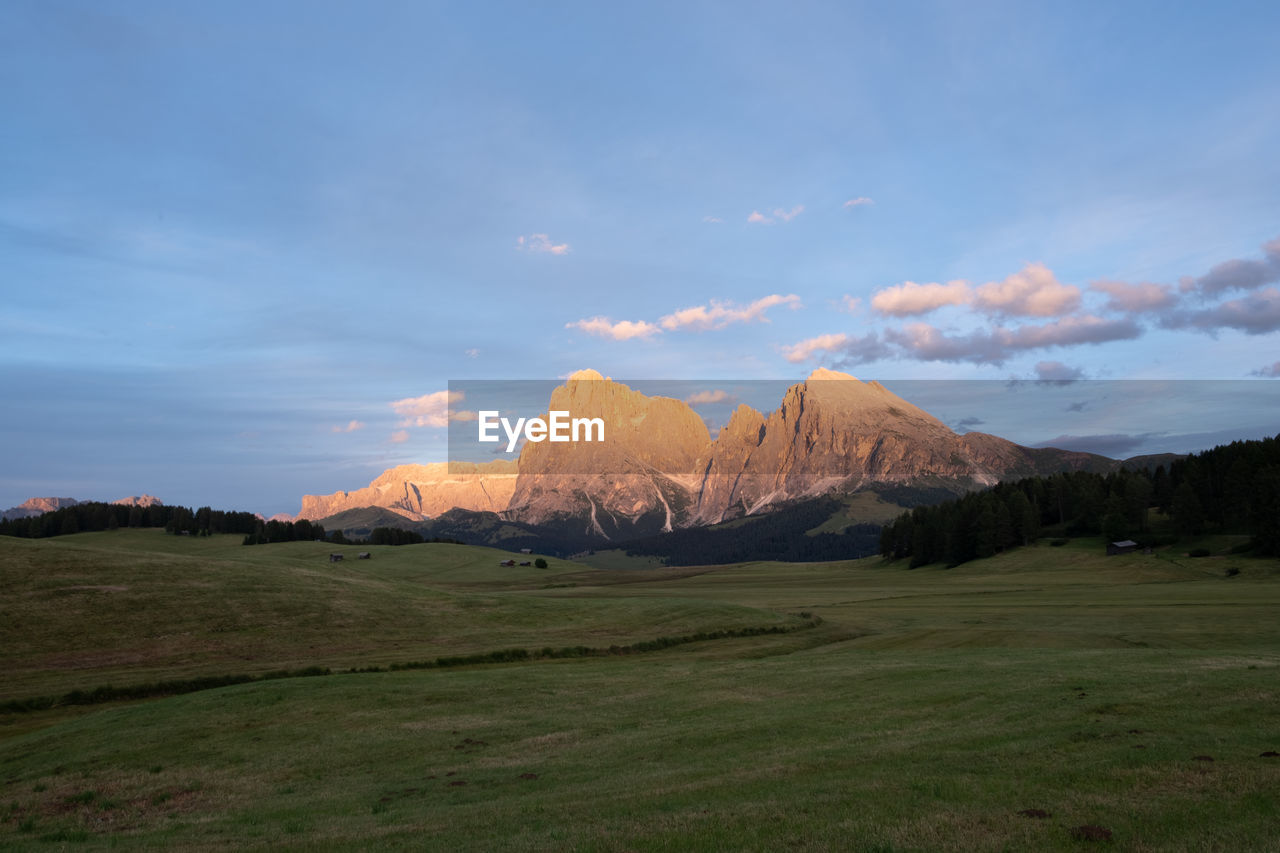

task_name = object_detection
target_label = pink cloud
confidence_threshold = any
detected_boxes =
[780,333,849,363]
[887,315,1140,364]
[659,294,801,331]
[331,419,365,434]
[747,210,772,225]
[773,204,804,222]
[565,316,662,340]
[973,263,1081,317]
[390,390,465,428]
[516,233,570,255]
[1090,279,1177,313]
[870,280,971,316]
[389,430,410,444]
[843,197,874,208]
[685,389,734,406]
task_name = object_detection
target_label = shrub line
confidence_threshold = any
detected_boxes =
[1,617,820,714]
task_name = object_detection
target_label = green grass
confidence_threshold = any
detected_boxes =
[1,530,1278,850]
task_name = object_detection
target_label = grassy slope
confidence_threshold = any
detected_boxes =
[1,532,1278,850]
[0,531,797,701]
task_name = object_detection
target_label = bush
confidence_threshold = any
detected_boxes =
[1050,538,1069,547]
[1229,541,1255,555]
[534,557,548,568]
[1225,567,1240,577]
[1188,548,1211,558]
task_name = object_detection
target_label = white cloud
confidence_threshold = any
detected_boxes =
[1251,361,1280,378]
[773,204,804,222]
[839,295,862,313]
[331,419,365,434]
[702,215,723,224]
[464,348,480,358]
[516,233,570,255]
[973,263,1081,317]
[685,389,734,406]
[843,197,874,208]
[747,210,772,225]
[390,390,465,428]
[870,280,971,316]
[565,316,662,340]
[660,294,801,331]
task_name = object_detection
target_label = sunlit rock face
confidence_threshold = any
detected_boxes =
[297,461,517,521]
[504,371,712,538]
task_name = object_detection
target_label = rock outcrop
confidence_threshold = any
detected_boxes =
[113,494,163,507]
[504,370,711,537]
[296,460,518,521]
[1,497,81,521]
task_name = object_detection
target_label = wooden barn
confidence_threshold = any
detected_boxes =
[1107,540,1138,555]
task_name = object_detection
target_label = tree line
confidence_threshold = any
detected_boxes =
[879,433,1280,567]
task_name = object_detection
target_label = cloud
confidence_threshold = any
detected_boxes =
[1179,235,1280,297]
[843,197,874,209]
[390,390,465,428]
[659,294,801,331]
[973,263,1081,317]
[952,416,985,433]
[331,419,365,433]
[1161,286,1280,335]
[516,233,570,255]
[1252,361,1280,378]
[1065,400,1090,412]
[747,205,803,225]
[389,430,410,444]
[1034,361,1086,384]
[464,348,480,358]
[685,389,734,406]
[450,410,479,422]
[702,216,723,224]
[781,333,849,364]
[839,295,862,313]
[885,316,1140,365]
[1033,432,1163,458]
[1090,279,1177,313]
[870,279,971,316]
[565,316,662,340]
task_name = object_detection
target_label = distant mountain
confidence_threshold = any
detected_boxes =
[1,497,80,521]
[113,494,163,508]
[297,461,517,521]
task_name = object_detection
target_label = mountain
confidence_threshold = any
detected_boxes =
[503,369,711,538]
[113,494,163,507]
[1,497,81,521]
[294,369,1130,547]
[297,460,518,521]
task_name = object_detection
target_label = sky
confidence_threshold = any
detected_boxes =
[2,1,1278,516]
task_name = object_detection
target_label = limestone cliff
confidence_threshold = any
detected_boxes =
[297,460,518,521]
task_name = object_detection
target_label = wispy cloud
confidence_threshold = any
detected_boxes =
[839,295,862,314]
[565,316,662,340]
[516,233,570,255]
[843,197,874,208]
[389,429,410,444]
[702,215,723,224]
[390,390,465,428]
[870,280,970,316]
[660,294,801,331]
[685,389,734,406]
[747,205,804,225]
[464,348,480,358]
[1161,286,1280,335]
[331,419,365,433]
[885,316,1138,365]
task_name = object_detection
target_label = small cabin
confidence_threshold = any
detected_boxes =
[519,561,532,566]
[499,559,516,567]
[357,552,371,560]
[1107,540,1138,556]
[520,548,533,554]
[329,553,344,562]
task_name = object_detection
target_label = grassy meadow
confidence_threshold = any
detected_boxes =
[1,529,1278,850]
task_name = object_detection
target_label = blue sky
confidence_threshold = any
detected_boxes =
[2,1,1278,515]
